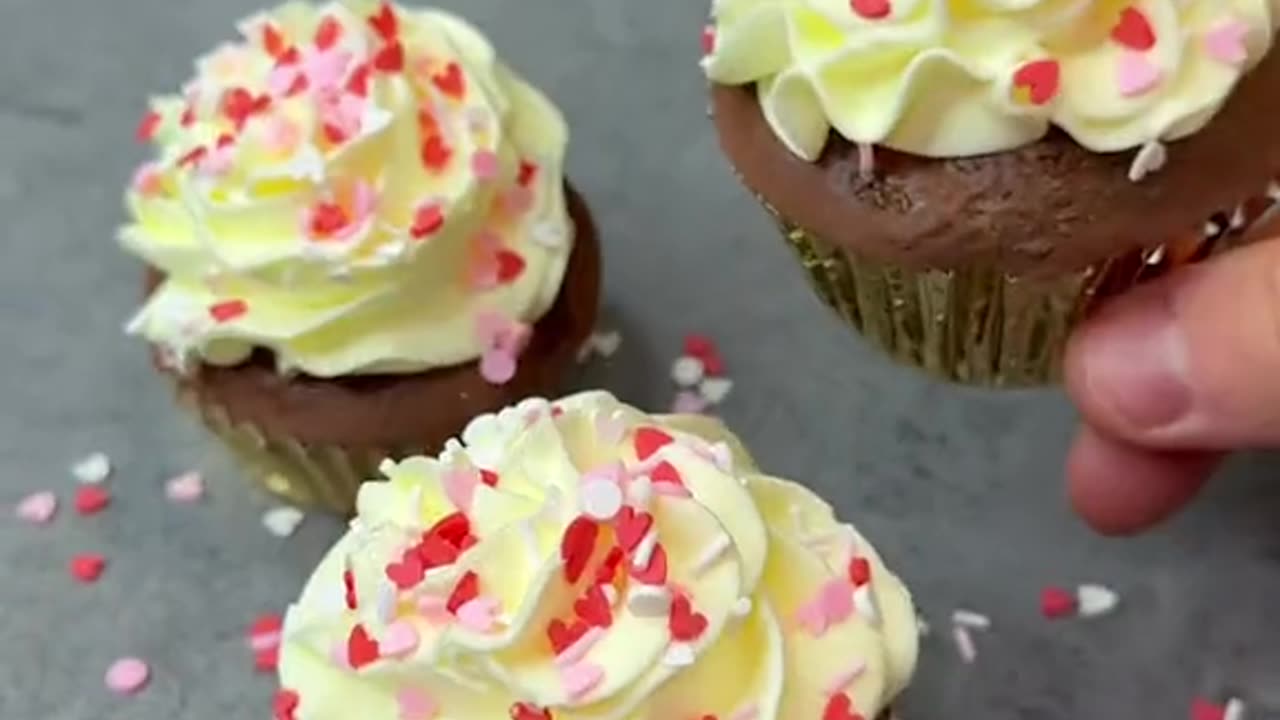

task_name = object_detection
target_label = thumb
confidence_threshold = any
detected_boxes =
[1065,236,1280,450]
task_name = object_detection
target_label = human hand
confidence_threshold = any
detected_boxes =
[1064,236,1280,535]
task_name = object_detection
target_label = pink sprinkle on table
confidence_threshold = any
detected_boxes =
[104,657,150,695]
[164,471,204,503]
[14,490,57,524]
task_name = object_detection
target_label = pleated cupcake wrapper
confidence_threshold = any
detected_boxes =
[173,383,398,515]
[765,194,1276,387]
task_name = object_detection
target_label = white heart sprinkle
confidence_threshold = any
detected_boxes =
[1076,583,1119,618]
[670,356,705,387]
[580,480,623,521]
[71,452,111,485]
[380,620,420,658]
[662,642,695,668]
[164,471,204,503]
[14,491,57,524]
[262,506,305,537]
[591,331,622,358]
[698,377,734,405]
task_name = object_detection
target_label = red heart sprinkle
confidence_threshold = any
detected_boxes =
[650,461,684,487]
[177,145,207,168]
[667,593,708,642]
[286,74,309,97]
[546,618,589,655]
[573,584,613,628]
[74,486,111,516]
[847,557,872,586]
[221,87,256,129]
[849,0,891,20]
[309,202,349,237]
[631,543,668,585]
[701,25,716,55]
[322,123,349,146]
[446,570,480,613]
[69,553,106,583]
[634,427,674,461]
[248,613,283,643]
[517,160,538,187]
[1190,699,1227,720]
[346,63,371,97]
[595,546,625,585]
[426,511,471,547]
[373,41,405,72]
[822,693,864,720]
[613,506,653,553]
[1111,6,1156,51]
[510,702,552,720]
[1041,586,1077,619]
[254,645,279,672]
[417,533,461,569]
[560,516,600,583]
[209,299,248,323]
[262,23,288,58]
[343,569,358,609]
[431,62,467,99]
[314,15,343,51]
[275,46,301,67]
[368,3,399,42]
[136,111,161,143]
[480,469,500,487]
[346,624,380,669]
[496,250,526,284]
[273,689,301,720]
[385,550,425,590]
[1012,59,1060,106]
[411,203,444,239]
[421,135,452,172]
[683,334,715,359]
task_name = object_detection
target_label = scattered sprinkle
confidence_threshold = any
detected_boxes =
[577,329,622,363]
[247,614,283,652]
[262,506,305,538]
[952,624,977,664]
[1040,586,1078,619]
[74,486,112,516]
[1111,6,1156,51]
[628,586,673,617]
[69,553,107,583]
[1191,698,1228,720]
[1204,20,1250,66]
[662,642,696,668]
[164,471,204,503]
[1012,59,1060,106]
[951,609,992,630]
[560,661,604,701]
[381,620,422,657]
[1128,140,1167,183]
[671,356,705,387]
[14,490,57,524]
[1225,698,1247,720]
[850,0,892,21]
[670,391,709,414]
[699,377,734,405]
[71,452,111,484]
[1076,583,1120,618]
[104,657,150,695]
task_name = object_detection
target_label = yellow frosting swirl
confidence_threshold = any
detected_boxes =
[703,0,1280,160]
[121,1,573,377]
[277,391,918,720]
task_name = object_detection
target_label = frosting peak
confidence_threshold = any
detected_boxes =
[703,0,1280,160]
[122,1,573,377]
[277,391,918,720]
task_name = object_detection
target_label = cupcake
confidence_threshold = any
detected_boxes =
[275,391,917,720]
[120,1,599,511]
[702,1,1280,386]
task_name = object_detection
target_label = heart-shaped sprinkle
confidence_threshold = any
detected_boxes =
[368,3,398,41]
[849,0,890,20]
[136,111,161,143]
[1041,586,1077,619]
[105,657,150,695]
[164,471,204,503]
[254,646,280,672]
[410,202,444,239]
[561,661,604,701]
[71,452,111,484]
[595,546,626,585]
[1116,51,1163,96]
[74,486,111,516]
[421,135,452,171]
[14,491,57,524]
[262,506,304,537]
[397,687,438,720]
[347,624,381,668]
[416,533,461,569]
[847,557,872,586]
[1204,20,1249,66]
[247,614,283,652]
[650,461,684,488]
[70,553,107,583]
[1077,583,1120,618]
[480,348,518,385]
[313,15,342,50]
[432,62,467,99]
[668,594,709,642]
[209,299,248,323]
[456,596,500,632]
[510,703,552,720]
[274,689,301,720]
[1111,6,1156,51]
[631,543,668,585]
[634,427,674,460]
[574,584,613,628]
[385,550,425,590]
[822,693,864,720]
[1012,59,1060,105]
[471,150,499,180]
[699,377,734,405]
[426,511,471,546]
[495,249,526,284]
[442,466,479,513]
[446,571,480,613]
[1190,699,1226,720]
[701,25,716,55]
[560,516,600,583]
[547,618,590,656]
[380,620,421,658]
[819,579,854,624]
[613,506,653,552]
[373,41,405,72]
[662,642,695,668]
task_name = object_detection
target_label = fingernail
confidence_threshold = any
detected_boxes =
[1082,287,1192,431]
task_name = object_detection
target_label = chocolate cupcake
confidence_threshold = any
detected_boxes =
[120,1,599,512]
[703,1,1280,385]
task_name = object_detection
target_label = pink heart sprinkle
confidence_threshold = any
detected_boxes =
[164,471,204,503]
[471,150,499,180]
[380,621,421,658]
[1116,51,1163,97]
[397,687,439,720]
[1203,20,1249,66]
[14,490,57,524]
[480,348,517,385]
[456,596,500,632]
[560,661,604,701]
[442,466,479,512]
[795,599,829,636]
[104,657,150,695]
[502,186,534,215]
[818,579,854,624]
[670,391,709,414]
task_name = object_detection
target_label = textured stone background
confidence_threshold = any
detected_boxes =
[2,0,1279,718]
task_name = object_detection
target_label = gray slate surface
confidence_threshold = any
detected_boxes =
[2,0,1280,718]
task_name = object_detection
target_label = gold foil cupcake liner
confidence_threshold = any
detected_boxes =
[766,192,1278,387]
[173,384,394,514]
